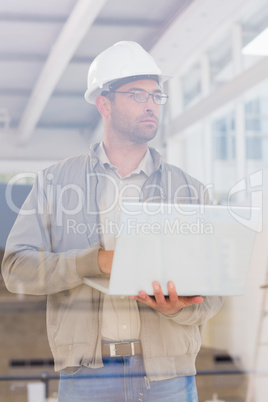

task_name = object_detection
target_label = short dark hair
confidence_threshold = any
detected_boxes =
[101,91,116,102]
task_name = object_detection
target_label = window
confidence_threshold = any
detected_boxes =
[245,98,268,161]
[212,114,235,160]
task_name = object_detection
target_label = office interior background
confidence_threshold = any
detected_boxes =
[0,0,268,401]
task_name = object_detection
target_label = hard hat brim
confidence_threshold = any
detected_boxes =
[84,73,172,104]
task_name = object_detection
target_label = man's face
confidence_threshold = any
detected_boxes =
[109,79,162,145]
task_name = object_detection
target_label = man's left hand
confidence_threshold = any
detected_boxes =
[130,281,203,315]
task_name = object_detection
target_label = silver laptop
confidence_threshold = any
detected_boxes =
[83,203,261,296]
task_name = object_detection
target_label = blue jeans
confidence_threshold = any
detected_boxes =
[58,355,198,402]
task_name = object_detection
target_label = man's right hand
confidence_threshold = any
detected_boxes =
[98,250,114,274]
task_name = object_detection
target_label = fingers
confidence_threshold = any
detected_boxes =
[132,281,179,313]
[130,291,155,308]
[166,282,204,306]
[167,281,179,302]
[130,281,204,315]
[188,295,204,304]
[152,282,166,304]
[153,281,179,304]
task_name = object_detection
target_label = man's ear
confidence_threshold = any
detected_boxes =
[95,95,111,117]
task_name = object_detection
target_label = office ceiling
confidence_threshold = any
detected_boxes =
[0,0,194,147]
[0,0,267,166]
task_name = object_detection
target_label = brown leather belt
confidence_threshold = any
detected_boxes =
[102,341,142,357]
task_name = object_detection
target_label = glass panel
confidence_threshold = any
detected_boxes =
[208,33,232,91]
[245,96,268,162]
[181,63,201,108]
[212,113,235,161]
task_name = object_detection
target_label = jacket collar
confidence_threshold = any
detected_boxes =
[88,142,164,173]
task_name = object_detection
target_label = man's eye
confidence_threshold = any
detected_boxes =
[135,92,145,100]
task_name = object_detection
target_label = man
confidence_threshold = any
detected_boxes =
[2,41,223,401]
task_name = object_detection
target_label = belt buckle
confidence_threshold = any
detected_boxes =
[109,342,135,357]
[109,343,118,357]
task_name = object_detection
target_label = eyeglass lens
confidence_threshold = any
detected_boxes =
[134,90,167,105]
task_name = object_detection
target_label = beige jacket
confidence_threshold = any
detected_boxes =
[2,143,223,380]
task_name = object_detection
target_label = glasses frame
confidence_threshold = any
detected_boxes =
[108,90,169,105]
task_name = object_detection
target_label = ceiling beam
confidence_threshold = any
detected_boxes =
[0,52,94,64]
[0,12,160,27]
[0,12,67,24]
[0,88,85,98]
[96,17,160,27]
[0,52,48,63]
[1,119,98,131]
[16,0,108,144]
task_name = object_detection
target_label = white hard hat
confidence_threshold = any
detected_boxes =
[84,41,171,104]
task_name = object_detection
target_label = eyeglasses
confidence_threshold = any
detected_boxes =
[109,89,169,105]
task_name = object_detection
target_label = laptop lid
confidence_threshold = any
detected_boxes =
[84,203,261,296]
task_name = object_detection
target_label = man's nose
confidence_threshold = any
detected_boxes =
[143,94,157,112]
